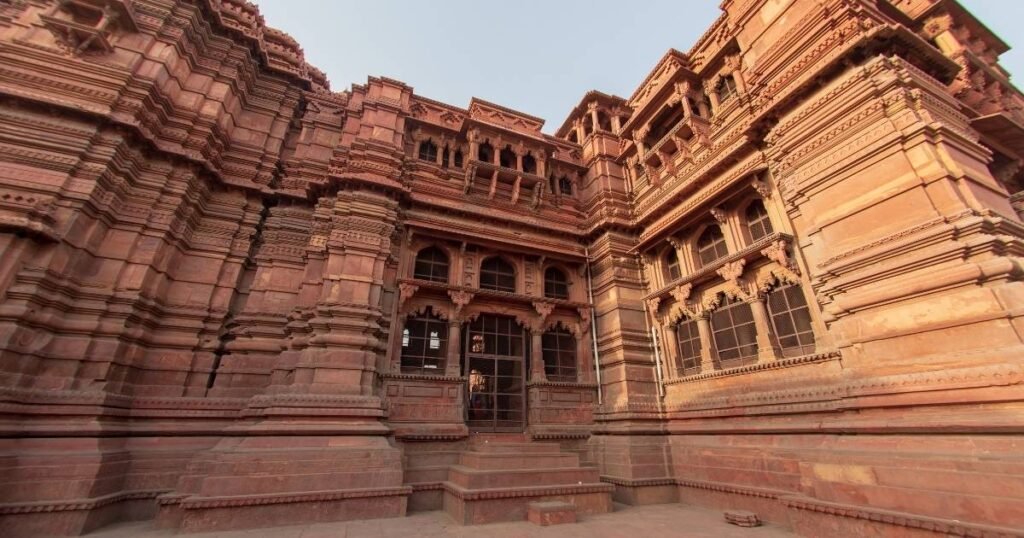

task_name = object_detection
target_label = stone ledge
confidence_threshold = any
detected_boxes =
[178,486,413,510]
[664,351,841,385]
[780,495,1023,538]
[600,476,677,488]
[0,489,169,514]
[442,482,614,501]
[676,478,788,500]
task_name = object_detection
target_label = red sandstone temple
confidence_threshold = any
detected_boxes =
[0,0,1023,536]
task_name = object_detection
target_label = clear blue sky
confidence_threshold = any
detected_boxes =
[254,0,1024,133]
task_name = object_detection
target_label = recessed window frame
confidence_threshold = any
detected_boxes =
[479,257,516,293]
[710,296,758,369]
[413,246,450,283]
[767,284,816,358]
[696,225,729,268]
[543,267,570,300]
[675,317,702,376]
[400,315,448,374]
[541,327,577,382]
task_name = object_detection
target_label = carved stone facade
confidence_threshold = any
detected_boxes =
[0,0,1022,536]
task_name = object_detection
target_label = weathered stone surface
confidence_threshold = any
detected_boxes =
[0,0,1022,536]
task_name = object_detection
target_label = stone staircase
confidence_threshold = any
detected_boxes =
[442,434,614,524]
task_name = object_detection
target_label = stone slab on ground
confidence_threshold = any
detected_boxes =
[527,501,577,526]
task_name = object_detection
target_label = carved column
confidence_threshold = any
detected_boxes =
[589,102,600,133]
[696,313,717,373]
[748,296,781,361]
[530,329,547,382]
[446,319,462,377]
[661,323,680,378]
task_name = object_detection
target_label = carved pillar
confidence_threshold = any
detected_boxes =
[661,323,680,378]
[704,78,721,114]
[575,119,586,143]
[446,320,461,377]
[589,102,600,133]
[530,330,547,382]
[696,313,717,373]
[611,115,622,133]
[748,296,781,361]
[537,155,546,178]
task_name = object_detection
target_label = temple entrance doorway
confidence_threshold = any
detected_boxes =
[464,314,526,432]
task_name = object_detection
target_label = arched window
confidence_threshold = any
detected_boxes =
[675,317,702,376]
[665,249,682,282]
[413,246,449,283]
[697,225,729,267]
[544,267,569,300]
[522,153,537,175]
[710,296,758,369]
[746,200,773,241]
[453,149,464,168]
[478,141,493,163]
[418,139,438,162]
[499,146,516,169]
[401,313,448,374]
[479,257,516,293]
[558,176,573,196]
[767,284,815,357]
[716,74,738,103]
[542,327,577,382]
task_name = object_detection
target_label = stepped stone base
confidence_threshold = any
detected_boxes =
[441,435,613,525]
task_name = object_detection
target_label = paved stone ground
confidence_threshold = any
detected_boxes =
[89,504,795,538]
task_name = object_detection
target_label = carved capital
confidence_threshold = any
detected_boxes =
[448,290,474,318]
[760,239,796,273]
[398,283,419,310]
[670,283,693,305]
[751,178,772,199]
[533,301,556,321]
[646,296,662,316]
[577,306,592,334]
[717,259,746,283]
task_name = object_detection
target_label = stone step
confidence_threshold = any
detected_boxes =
[459,451,580,470]
[448,465,601,489]
[470,441,563,454]
[528,501,577,526]
[442,482,614,525]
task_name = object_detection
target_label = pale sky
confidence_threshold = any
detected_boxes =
[253,0,1024,133]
